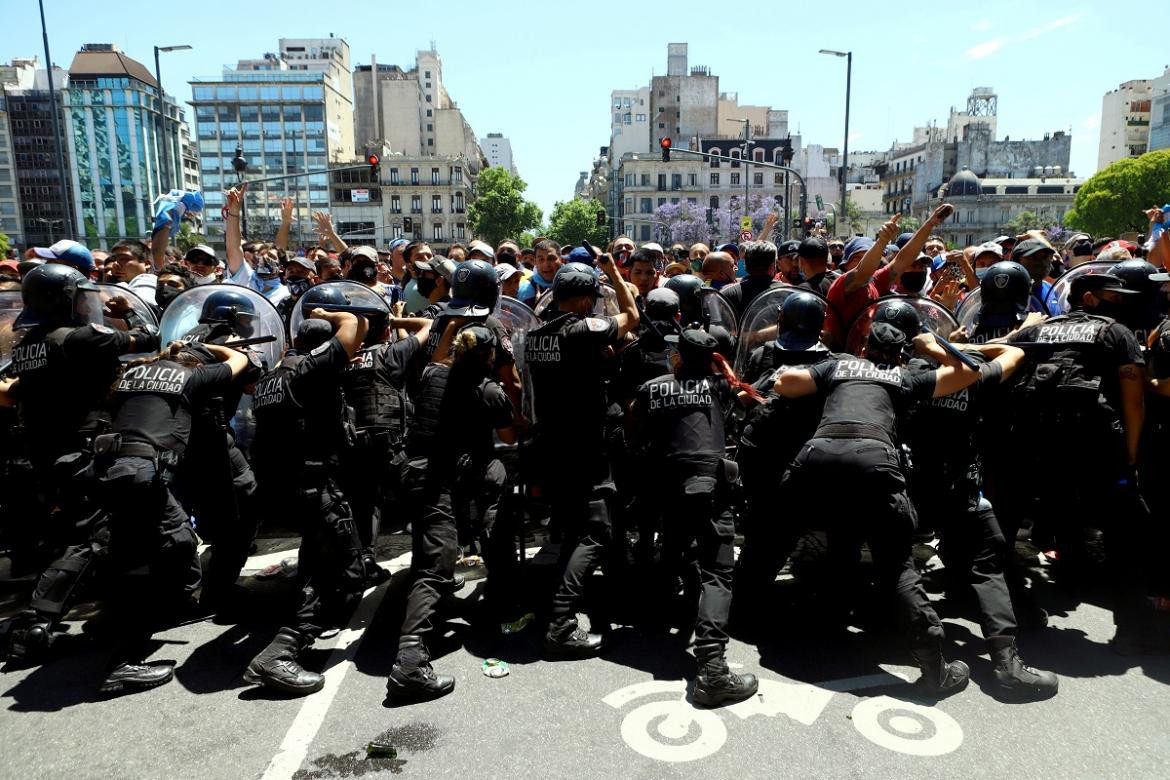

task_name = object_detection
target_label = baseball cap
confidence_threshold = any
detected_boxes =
[841,236,874,263]
[349,246,379,264]
[185,244,217,265]
[388,238,409,253]
[894,232,914,249]
[778,240,801,257]
[0,259,20,275]
[33,239,94,274]
[993,235,1014,245]
[287,257,316,272]
[414,256,457,282]
[467,240,496,262]
[294,319,334,351]
[974,241,1004,260]
[1071,272,1140,296]
[495,264,521,282]
[1011,239,1055,260]
[645,287,680,320]
[567,247,595,265]
[868,321,907,353]
[717,243,740,259]
[673,326,719,363]
[641,242,665,254]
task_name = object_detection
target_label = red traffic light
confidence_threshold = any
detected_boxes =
[366,154,380,166]
[659,137,671,150]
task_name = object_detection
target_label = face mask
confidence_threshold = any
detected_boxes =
[901,271,928,293]
[416,276,438,297]
[259,277,282,294]
[287,277,312,298]
[192,272,217,286]
[1093,300,1130,321]
[156,285,182,309]
[1048,260,1065,278]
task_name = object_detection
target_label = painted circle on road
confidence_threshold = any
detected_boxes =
[620,700,728,762]
[850,697,963,757]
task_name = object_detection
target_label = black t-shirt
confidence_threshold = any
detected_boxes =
[807,357,937,443]
[11,323,135,460]
[525,313,621,449]
[112,360,234,455]
[1014,311,1143,410]
[798,271,840,298]
[720,275,774,320]
[633,371,732,458]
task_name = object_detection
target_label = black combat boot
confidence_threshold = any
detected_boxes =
[692,642,758,708]
[100,661,174,695]
[244,628,324,695]
[910,641,970,697]
[986,635,1058,700]
[362,554,391,586]
[542,617,603,661]
[385,634,455,701]
[2,614,54,665]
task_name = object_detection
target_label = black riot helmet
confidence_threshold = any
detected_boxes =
[298,283,349,317]
[15,263,99,329]
[1109,260,1159,296]
[979,261,1032,315]
[776,291,827,351]
[645,288,680,323]
[553,262,602,302]
[664,273,705,325]
[447,259,500,317]
[198,287,257,337]
[871,298,921,339]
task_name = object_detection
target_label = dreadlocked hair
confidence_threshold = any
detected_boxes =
[712,352,765,403]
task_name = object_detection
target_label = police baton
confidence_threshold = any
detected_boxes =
[219,335,277,349]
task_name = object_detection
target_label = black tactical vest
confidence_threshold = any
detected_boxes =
[405,362,448,458]
[343,344,407,438]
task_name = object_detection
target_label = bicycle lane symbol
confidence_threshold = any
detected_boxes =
[601,671,964,763]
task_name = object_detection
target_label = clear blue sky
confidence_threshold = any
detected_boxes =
[7,1,1166,219]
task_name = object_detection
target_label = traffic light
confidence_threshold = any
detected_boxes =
[660,137,671,162]
[367,152,380,180]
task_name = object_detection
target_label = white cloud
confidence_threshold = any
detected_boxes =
[966,39,1007,60]
[966,12,1083,59]
[1080,112,1101,130]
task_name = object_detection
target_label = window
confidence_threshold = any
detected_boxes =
[688,174,697,187]
[431,168,440,185]
[753,149,765,162]
[433,223,442,241]
[390,168,399,184]
[710,148,721,167]
[658,198,666,207]
[635,114,646,122]
[454,192,465,212]
[615,113,622,125]
[426,109,432,117]
[411,195,422,213]
[774,173,782,185]
[640,225,651,241]
[639,197,652,214]
[657,174,667,191]
[391,195,401,213]
[432,195,442,212]
[730,150,741,168]
[427,138,433,146]
[453,167,463,184]
[671,174,682,190]
[730,173,740,186]
[456,223,466,240]
[640,174,650,186]
[624,112,631,124]
[753,172,763,186]
[426,123,433,132]
[710,173,720,186]
[410,168,419,184]
[425,70,432,78]
[425,95,431,103]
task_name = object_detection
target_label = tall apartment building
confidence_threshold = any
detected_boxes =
[1148,66,1170,153]
[609,86,651,170]
[61,44,190,245]
[480,132,516,174]
[649,44,719,152]
[1098,79,1153,169]
[190,37,355,244]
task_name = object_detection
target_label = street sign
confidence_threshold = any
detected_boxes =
[740,216,753,230]
[815,195,824,211]
[740,230,753,242]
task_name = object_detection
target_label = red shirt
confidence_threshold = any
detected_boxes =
[826,264,893,347]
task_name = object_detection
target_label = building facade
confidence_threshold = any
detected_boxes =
[649,44,719,152]
[329,154,476,252]
[190,38,355,245]
[1149,67,1170,153]
[926,167,1083,247]
[480,132,516,175]
[1098,79,1153,169]
[60,44,189,245]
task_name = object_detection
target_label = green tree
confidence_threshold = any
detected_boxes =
[897,215,921,233]
[176,220,200,254]
[1004,209,1041,234]
[0,230,10,258]
[546,198,609,248]
[838,197,864,235]
[1065,149,1170,236]
[468,166,543,248]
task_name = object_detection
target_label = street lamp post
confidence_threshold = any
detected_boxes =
[154,44,192,193]
[37,0,73,240]
[819,49,851,235]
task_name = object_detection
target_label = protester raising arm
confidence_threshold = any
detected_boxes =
[275,197,294,252]
[224,187,246,277]
[313,212,349,254]
[843,214,901,294]
[600,250,640,337]
[888,203,954,287]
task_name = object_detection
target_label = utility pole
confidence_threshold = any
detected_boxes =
[154,45,192,192]
[819,49,852,235]
[38,0,73,239]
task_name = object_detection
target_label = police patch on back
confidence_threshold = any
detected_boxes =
[646,377,715,411]
[11,341,48,374]
[832,358,903,387]
[1035,320,1104,344]
[117,363,189,395]
[525,331,562,363]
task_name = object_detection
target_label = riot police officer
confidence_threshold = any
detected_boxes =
[1109,259,1164,346]
[664,273,707,327]
[770,323,1024,695]
[734,292,838,616]
[969,261,1036,344]
[2,265,158,664]
[387,320,516,702]
[630,327,758,706]
[1008,273,1155,652]
[170,288,265,614]
[244,309,368,695]
[525,255,639,658]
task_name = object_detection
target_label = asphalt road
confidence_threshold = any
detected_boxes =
[2,536,1170,780]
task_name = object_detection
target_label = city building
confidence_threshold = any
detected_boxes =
[878,89,1071,223]
[927,167,1083,247]
[480,133,516,175]
[60,44,190,245]
[609,86,651,170]
[1098,79,1153,169]
[329,152,478,252]
[179,123,200,192]
[1149,66,1170,153]
[649,44,719,152]
[190,37,355,245]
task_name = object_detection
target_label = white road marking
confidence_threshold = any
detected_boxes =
[259,551,412,780]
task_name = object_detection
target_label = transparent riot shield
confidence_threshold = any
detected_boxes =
[96,283,159,360]
[0,290,23,367]
[288,280,392,344]
[846,295,960,356]
[493,295,541,428]
[733,286,818,375]
[1044,261,1116,316]
[533,284,618,319]
[159,285,286,372]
